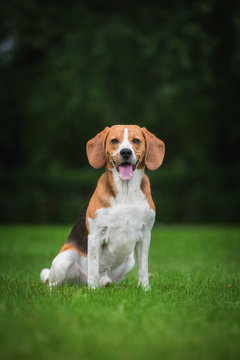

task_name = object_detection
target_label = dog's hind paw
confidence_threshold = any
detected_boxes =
[99,274,112,287]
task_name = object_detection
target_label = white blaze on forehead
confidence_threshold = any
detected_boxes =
[123,128,130,147]
[113,128,136,160]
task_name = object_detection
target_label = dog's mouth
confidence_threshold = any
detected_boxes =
[112,158,139,180]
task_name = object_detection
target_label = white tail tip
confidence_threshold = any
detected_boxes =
[40,268,50,283]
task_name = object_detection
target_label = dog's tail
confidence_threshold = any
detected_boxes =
[40,268,50,284]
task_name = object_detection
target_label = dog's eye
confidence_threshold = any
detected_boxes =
[111,138,119,144]
[132,138,141,144]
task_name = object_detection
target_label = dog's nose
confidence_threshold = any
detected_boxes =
[120,148,132,159]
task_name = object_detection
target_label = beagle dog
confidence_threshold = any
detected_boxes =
[40,125,165,289]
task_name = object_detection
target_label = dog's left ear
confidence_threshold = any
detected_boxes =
[87,127,110,168]
[142,127,165,170]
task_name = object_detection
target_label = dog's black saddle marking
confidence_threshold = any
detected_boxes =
[66,203,89,255]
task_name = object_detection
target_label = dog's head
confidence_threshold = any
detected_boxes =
[87,125,165,181]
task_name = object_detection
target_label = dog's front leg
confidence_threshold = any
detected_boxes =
[135,231,151,291]
[87,234,100,289]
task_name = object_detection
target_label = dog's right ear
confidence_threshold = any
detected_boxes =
[87,127,110,168]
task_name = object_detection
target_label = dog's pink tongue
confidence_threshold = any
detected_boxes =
[119,165,133,180]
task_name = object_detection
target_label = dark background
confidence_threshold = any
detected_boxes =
[1,0,239,224]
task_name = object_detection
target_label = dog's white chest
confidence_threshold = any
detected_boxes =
[88,182,155,270]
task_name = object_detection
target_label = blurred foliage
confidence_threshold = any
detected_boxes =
[0,0,239,223]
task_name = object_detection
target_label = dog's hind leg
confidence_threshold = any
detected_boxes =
[41,249,87,287]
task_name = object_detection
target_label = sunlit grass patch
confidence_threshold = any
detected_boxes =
[0,225,240,360]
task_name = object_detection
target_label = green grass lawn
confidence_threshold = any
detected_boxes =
[0,225,240,360]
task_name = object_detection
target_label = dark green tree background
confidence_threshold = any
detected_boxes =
[0,0,239,223]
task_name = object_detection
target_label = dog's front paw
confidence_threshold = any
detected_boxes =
[138,282,151,291]
[88,284,97,290]
[88,277,99,289]
[99,274,112,287]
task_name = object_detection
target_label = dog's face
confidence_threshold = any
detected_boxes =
[105,125,146,180]
[87,125,165,180]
